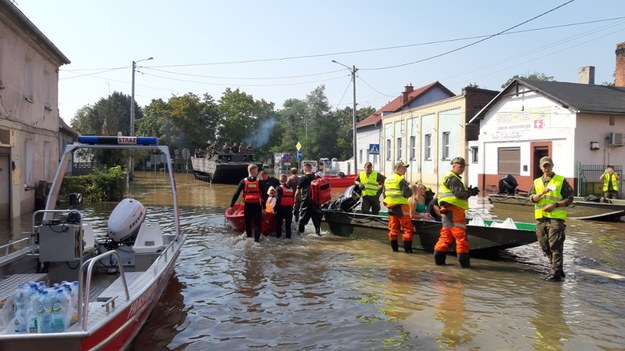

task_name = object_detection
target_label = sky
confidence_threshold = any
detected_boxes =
[12,0,625,124]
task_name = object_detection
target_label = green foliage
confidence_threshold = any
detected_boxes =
[60,166,124,203]
[501,72,554,88]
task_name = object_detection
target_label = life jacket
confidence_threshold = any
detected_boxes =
[243,178,262,204]
[311,177,331,205]
[603,173,619,192]
[384,174,408,206]
[437,172,468,210]
[279,185,294,207]
[534,175,567,220]
[359,171,379,197]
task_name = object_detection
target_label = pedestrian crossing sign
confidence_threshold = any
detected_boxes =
[369,144,379,155]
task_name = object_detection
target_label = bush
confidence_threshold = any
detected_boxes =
[60,166,125,203]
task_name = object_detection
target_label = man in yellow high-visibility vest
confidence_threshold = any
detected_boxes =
[383,161,413,253]
[355,161,386,215]
[599,164,620,199]
[529,156,574,282]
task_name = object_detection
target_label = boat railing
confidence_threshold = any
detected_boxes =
[0,237,31,266]
[152,239,176,275]
[78,250,130,330]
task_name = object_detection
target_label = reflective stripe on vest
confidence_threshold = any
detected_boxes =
[279,185,295,207]
[384,174,408,206]
[603,173,619,192]
[534,175,567,220]
[437,172,468,210]
[244,179,262,204]
[359,171,379,197]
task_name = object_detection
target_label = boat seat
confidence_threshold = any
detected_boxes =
[0,273,48,307]
[96,271,144,302]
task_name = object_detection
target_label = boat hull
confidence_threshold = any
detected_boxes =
[225,204,276,235]
[322,209,537,255]
[322,174,358,188]
[489,194,625,220]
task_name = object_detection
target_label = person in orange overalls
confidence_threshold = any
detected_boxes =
[434,157,479,268]
[383,161,413,253]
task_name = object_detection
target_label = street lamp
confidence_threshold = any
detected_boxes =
[130,56,153,136]
[332,60,358,173]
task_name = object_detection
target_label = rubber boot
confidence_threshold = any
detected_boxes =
[458,253,471,268]
[390,240,399,252]
[403,241,413,253]
[434,251,447,265]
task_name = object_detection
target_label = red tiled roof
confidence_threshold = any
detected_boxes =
[357,81,453,128]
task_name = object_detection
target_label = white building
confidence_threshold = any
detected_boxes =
[468,59,625,196]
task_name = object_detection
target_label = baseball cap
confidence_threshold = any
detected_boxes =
[364,161,373,167]
[450,157,466,166]
[393,161,409,169]
[539,156,553,166]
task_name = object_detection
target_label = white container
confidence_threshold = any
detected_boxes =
[107,198,146,241]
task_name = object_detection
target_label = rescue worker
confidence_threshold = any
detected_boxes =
[229,163,263,242]
[529,156,574,282]
[433,157,479,268]
[354,161,386,215]
[599,164,620,199]
[295,163,322,236]
[383,161,413,253]
[286,167,301,222]
[275,174,294,238]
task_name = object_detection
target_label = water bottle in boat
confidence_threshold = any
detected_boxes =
[51,289,69,332]
[36,290,53,333]
[26,282,40,333]
[13,284,28,334]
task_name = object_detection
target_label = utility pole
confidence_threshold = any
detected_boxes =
[332,60,358,173]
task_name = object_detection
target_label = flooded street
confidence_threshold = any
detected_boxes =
[3,171,625,350]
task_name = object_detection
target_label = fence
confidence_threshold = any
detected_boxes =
[577,163,622,197]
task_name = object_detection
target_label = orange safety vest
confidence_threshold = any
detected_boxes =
[244,179,262,204]
[279,185,294,207]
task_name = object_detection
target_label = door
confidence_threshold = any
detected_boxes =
[0,148,10,219]
[533,146,550,180]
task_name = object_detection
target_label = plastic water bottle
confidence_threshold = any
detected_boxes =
[62,281,79,324]
[51,289,69,332]
[36,290,53,333]
[13,284,28,334]
[26,283,39,333]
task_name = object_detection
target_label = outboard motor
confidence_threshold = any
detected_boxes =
[107,198,146,243]
[327,185,362,211]
[498,174,518,195]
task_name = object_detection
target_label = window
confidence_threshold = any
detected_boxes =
[424,134,431,160]
[24,57,34,102]
[498,147,520,175]
[0,37,4,88]
[442,131,450,160]
[44,141,51,181]
[396,137,402,160]
[24,139,33,186]
[386,139,391,160]
[409,136,416,160]
[44,70,52,110]
[470,146,478,163]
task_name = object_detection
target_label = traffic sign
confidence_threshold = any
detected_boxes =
[296,150,303,159]
[296,142,302,150]
[369,143,380,155]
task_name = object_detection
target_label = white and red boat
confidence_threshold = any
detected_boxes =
[0,136,186,350]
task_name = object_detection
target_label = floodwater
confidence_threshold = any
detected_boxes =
[3,171,625,350]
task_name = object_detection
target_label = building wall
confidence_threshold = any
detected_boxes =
[381,96,466,190]
[356,124,381,173]
[0,4,67,218]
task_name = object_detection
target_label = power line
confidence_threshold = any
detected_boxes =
[361,0,577,71]
[142,66,345,80]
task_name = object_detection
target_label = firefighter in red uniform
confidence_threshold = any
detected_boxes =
[275,174,294,238]
[230,163,263,242]
[433,157,479,268]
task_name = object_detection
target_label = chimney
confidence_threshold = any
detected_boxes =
[402,84,414,104]
[616,42,625,87]
[578,66,595,84]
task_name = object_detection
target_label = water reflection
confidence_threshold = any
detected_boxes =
[432,275,476,347]
[530,283,572,351]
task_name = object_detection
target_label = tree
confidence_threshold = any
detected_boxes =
[501,72,554,88]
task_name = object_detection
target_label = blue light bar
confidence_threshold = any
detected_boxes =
[78,136,159,145]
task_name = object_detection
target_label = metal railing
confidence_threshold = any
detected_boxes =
[78,250,130,330]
